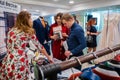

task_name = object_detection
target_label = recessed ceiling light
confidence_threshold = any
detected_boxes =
[22,9,27,11]
[69,0,74,4]
[53,0,59,2]
[35,10,39,12]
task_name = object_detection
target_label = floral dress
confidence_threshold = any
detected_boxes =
[0,28,43,80]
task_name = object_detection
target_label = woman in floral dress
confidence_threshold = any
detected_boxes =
[0,11,52,80]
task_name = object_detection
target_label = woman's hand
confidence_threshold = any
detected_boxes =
[50,34,59,40]
[48,56,54,63]
[87,31,90,35]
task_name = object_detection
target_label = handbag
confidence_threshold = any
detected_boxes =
[86,35,93,43]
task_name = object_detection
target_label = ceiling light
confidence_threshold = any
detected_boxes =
[22,9,27,11]
[35,10,39,12]
[53,0,59,2]
[69,0,74,4]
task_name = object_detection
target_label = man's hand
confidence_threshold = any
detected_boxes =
[64,51,72,58]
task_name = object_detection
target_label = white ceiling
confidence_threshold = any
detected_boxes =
[8,0,120,16]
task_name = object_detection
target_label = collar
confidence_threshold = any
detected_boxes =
[71,22,77,31]
[39,17,44,21]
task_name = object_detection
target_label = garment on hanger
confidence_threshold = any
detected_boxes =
[39,16,46,27]
[33,16,51,55]
[79,67,101,80]
[68,54,120,80]
[95,13,120,63]
[93,54,120,80]
[68,66,101,80]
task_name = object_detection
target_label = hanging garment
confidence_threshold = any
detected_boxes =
[93,58,120,80]
[95,13,120,63]
[79,67,101,80]
[68,65,101,80]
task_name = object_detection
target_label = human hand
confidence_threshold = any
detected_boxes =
[64,51,72,58]
[53,34,59,40]
[48,56,54,63]
[62,33,68,37]
[87,31,90,35]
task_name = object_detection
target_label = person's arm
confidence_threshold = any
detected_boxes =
[40,47,53,63]
[89,26,101,35]
[90,32,101,35]
[32,35,53,63]
[70,28,86,55]
[86,27,91,36]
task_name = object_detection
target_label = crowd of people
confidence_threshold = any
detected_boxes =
[0,10,101,79]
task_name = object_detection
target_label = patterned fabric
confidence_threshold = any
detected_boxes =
[0,28,43,80]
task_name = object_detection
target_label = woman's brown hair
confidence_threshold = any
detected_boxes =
[87,18,96,27]
[54,12,63,23]
[14,11,35,35]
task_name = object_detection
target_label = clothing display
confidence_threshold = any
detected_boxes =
[95,13,120,63]
[80,67,101,80]
[1,2,120,79]
[93,59,120,80]
[68,54,120,80]
[33,17,50,55]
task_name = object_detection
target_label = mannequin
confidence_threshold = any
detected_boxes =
[33,16,50,55]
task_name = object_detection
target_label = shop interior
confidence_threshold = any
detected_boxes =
[0,0,120,80]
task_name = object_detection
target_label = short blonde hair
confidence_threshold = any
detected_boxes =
[14,11,35,35]
[61,13,74,21]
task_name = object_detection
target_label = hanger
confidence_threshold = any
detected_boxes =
[39,16,44,20]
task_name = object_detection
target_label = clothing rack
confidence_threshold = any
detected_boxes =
[37,44,120,80]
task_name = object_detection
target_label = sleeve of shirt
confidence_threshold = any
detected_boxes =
[31,35,43,51]
[71,28,86,55]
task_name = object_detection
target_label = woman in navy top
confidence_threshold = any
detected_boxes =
[87,18,100,53]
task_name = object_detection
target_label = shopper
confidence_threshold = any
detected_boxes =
[62,13,86,58]
[49,12,69,61]
[86,18,101,53]
[33,16,51,55]
[0,11,52,80]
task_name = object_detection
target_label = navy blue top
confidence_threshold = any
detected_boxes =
[87,26,97,47]
[33,18,50,44]
[67,22,86,56]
